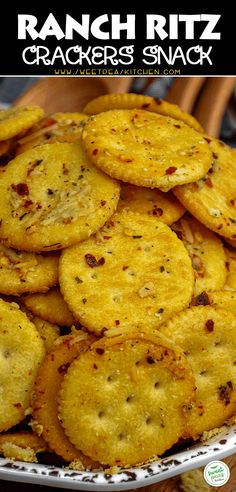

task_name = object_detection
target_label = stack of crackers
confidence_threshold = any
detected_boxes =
[0,94,236,470]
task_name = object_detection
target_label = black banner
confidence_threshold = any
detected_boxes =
[0,5,234,76]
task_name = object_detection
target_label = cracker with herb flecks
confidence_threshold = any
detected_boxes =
[160,305,236,439]
[83,93,203,133]
[59,331,195,466]
[0,298,45,431]
[0,142,120,252]
[172,214,226,295]
[22,287,74,327]
[0,244,59,296]
[59,209,194,335]
[81,109,212,192]
[0,106,44,141]
[118,182,185,225]
[32,332,97,467]
[17,112,88,154]
[174,138,236,240]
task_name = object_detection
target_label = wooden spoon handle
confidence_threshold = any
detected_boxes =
[193,77,236,136]
[166,77,206,113]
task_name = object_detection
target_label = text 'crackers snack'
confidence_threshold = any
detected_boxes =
[0,299,45,431]
[160,306,236,439]
[82,109,212,191]
[174,138,236,240]
[59,331,195,466]
[0,142,120,251]
[59,209,194,335]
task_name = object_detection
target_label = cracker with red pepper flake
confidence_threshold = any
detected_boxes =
[32,331,97,467]
[17,112,88,155]
[172,214,226,295]
[118,182,185,225]
[0,106,44,141]
[0,298,45,432]
[21,287,74,327]
[32,317,60,353]
[58,330,195,467]
[0,244,59,296]
[174,138,236,241]
[206,290,236,315]
[81,109,212,192]
[59,209,194,335]
[83,93,203,133]
[0,142,120,252]
[160,305,236,439]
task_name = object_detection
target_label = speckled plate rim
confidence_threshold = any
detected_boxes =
[0,425,236,490]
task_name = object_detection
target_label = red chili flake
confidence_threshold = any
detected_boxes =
[160,266,165,272]
[82,298,87,304]
[92,149,99,155]
[96,348,105,355]
[62,163,69,175]
[217,224,223,230]
[218,382,233,405]
[12,183,29,196]
[23,200,33,208]
[204,137,212,143]
[194,291,210,306]
[229,199,235,206]
[154,98,162,105]
[13,402,22,409]
[141,103,150,109]
[212,152,218,159]
[58,363,70,374]
[205,319,214,332]
[42,117,57,128]
[197,405,204,416]
[85,254,105,268]
[165,166,177,175]
[176,230,183,240]
[225,261,230,272]
[100,200,106,206]
[103,236,111,240]
[122,266,128,271]
[150,207,163,217]
[205,177,213,188]
[93,363,98,369]
[115,320,120,326]
[146,355,155,364]
[174,124,181,129]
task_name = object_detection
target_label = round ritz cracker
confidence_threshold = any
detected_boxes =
[0,298,45,431]
[160,305,236,439]
[118,182,185,225]
[17,112,88,154]
[174,138,236,240]
[171,214,226,295]
[0,142,120,252]
[81,109,213,192]
[83,93,204,133]
[58,330,195,466]
[0,244,59,296]
[0,106,44,141]
[32,331,98,466]
[21,287,74,327]
[59,209,194,335]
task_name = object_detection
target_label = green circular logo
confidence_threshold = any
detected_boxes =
[204,460,230,487]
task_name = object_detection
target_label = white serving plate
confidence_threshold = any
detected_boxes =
[0,424,236,490]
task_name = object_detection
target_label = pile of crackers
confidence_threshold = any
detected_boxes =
[0,94,236,469]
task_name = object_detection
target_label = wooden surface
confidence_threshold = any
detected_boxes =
[0,455,236,491]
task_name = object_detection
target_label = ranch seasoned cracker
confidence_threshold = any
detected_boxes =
[59,210,194,335]
[22,287,74,327]
[0,142,120,251]
[0,106,44,141]
[82,109,212,191]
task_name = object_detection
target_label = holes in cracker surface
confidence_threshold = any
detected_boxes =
[118,433,125,441]
[126,394,135,403]
[145,416,152,425]
[98,410,105,419]
[154,381,160,388]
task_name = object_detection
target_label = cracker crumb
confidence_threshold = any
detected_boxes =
[1,442,37,463]
[208,208,221,217]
